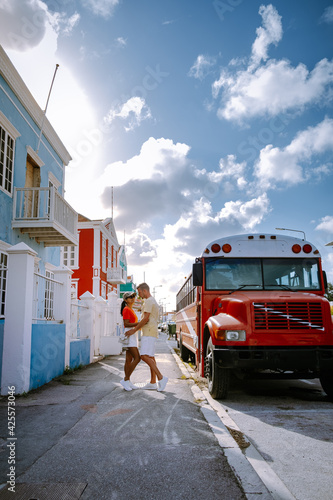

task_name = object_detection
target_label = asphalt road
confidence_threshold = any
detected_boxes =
[3,333,329,500]
[0,334,252,500]
[212,376,333,500]
[185,364,333,500]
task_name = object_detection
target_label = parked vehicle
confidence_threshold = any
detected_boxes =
[175,233,333,399]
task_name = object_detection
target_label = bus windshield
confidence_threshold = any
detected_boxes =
[205,257,321,291]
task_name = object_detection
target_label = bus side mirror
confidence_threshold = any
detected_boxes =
[193,262,203,286]
[323,270,328,293]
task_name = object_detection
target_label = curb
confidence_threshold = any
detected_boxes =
[167,341,296,500]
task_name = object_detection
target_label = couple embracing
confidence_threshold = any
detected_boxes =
[120,283,168,392]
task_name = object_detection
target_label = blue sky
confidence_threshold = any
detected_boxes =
[1,0,333,308]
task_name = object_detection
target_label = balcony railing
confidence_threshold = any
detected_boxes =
[12,187,78,247]
[107,266,126,284]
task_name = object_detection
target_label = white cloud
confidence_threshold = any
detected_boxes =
[100,137,190,188]
[0,0,48,51]
[0,0,80,51]
[208,154,246,185]
[215,57,333,122]
[115,36,127,47]
[255,117,333,189]
[320,6,333,24]
[316,216,333,233]
[96,137,270,242]
[212,4,333,122]
[250,4,282,70]
[81,0,119,18]
[189,54,216,80]
[219,193,270,230]
[55,12,80,36]
[125,230,158,266]
[159,193,270,258]
[104,96,151,131]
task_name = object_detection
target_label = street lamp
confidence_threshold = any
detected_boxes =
[276,227,306,241]
[153,285,162,297]
[159,298,166,323]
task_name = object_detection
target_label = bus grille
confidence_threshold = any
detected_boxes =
[253,302,324,331]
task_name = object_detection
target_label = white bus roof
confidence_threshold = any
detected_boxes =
[201,233,321,258]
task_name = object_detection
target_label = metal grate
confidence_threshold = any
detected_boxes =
[0,483,87,500]
[253,302,324,331]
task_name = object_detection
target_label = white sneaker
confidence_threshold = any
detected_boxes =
[120,379,132,391]
[143,382,157,390]
[157,376,168,392]
[129,381,139,390]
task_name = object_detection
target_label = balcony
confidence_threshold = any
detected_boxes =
[107,266,126,284]
[12,187,78,247]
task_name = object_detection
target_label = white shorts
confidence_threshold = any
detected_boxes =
[140,336,156,357]
[125,329,138,349]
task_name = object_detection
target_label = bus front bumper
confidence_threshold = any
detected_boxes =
[213,346,333,373]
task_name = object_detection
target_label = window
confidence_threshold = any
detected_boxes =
[0,252,8,318]
[204,258,321,291]
[263,258,320,291]
[0,126,14,195]
[108,242,112,268]
[63,245,77,267]
[102,236,106,273]
[44,270,55,319]
[176,274,195,312]
[205,258,262,290]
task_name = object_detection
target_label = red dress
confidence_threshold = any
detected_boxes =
[122,307,138,347]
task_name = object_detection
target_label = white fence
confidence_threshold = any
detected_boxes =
[70,300,87,338]
[70,292,123,356]
[0,241,124,395]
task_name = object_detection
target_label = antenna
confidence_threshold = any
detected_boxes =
[276,227,306,240]
[36,64,59,154]
[111,186,113,219]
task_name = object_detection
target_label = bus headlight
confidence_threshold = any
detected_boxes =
[215,329,246,341]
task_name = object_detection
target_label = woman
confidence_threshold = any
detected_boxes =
[120,291,141,391]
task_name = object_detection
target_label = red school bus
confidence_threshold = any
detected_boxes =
[175,233,333,399]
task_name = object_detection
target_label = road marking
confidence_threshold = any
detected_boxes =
[114,407,144,434]
[99,361,122,377]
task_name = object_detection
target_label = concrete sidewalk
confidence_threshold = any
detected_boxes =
[0,334,247,500]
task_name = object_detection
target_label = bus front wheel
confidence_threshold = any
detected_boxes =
[205,338,230,399]
[319,370,333,399]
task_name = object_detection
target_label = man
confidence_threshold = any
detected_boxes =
[125,283,168,392]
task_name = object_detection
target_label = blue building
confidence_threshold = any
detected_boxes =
[0,45,79,393]
[0,44,78,314]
